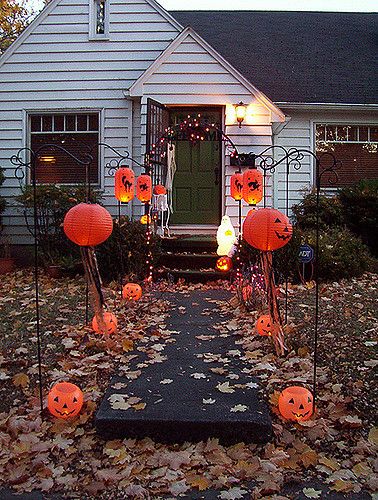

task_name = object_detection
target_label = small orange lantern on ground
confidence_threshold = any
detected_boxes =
[255,314,274,336]
[115,167,135,203]
[92,312,117,334]
[243,208,293,251]
[242,169,263,205]
[153,184,167,195]
[140,214,152,225]
[278,386,314,422]
[136,174,152,203]
[63,203,113,247]
[122,283,142,301]
[47,382,83,419]
[216,256,232,272]
[230,173,243,201]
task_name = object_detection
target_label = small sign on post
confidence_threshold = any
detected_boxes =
[298,243,314,264]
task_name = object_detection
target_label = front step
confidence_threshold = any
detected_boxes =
[95,290,272,444]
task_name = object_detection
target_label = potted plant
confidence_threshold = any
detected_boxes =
[0,169,15,275]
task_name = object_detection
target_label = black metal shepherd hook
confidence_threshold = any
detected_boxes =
[11,145,93,416]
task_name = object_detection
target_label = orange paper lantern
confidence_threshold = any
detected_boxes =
[47,382,83,419]
[122,283,142,301]
[153,184,167,195]
[216,256,232,272]
[242,169,263,205]
[114,167,135,203]
[63,203,113,247]
[278,386,314,422]
[136,174,152,203]
[255,314,274,336]
[140,214,152,225]
[92,312,118,334]
[230,173,243,201]
[243,208,293,251]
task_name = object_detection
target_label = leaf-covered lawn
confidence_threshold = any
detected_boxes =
[0,270,377,498]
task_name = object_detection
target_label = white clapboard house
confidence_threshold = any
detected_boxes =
[0,1,377,242]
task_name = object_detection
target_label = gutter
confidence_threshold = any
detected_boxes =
[274,102,378,112]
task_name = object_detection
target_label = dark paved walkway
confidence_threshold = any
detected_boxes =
[96,289,272,444]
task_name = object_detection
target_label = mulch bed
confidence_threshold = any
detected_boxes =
[0,270,377,498]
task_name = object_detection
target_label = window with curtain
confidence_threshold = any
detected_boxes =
[30,113,99,184]
[315,124,378,187]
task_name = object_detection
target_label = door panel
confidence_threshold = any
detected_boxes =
[170,109,222,225]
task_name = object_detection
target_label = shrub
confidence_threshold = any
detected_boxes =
[292,189,344,230]
[96,216,161,282]
[338,180,378,256]
[16,184,102,265]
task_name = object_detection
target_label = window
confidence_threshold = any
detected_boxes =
[315,124,378,187]
[30,113,99,184]
[89,0,108,39]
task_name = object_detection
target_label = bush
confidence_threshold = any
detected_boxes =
[96,216,161,281]
[292,189,344,230]
[16,184,102,266]
[338,180,378,256]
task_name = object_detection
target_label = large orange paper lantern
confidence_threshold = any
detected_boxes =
[216,256,232,272]
[92,312,118,334]
[255,314,275,336]
[230,173,243,201]
[136,174,152,203]
[153,184,167,195]
[242,169,263,205]
[114,167,135,203]
[122,283,142,301]
[47,382,83,419]
[63,203,113,247]
[278,386,314,422]
[243,208,293,251]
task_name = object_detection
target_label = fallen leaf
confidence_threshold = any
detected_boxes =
[216,382,235,393]
[230,404,248,413]
[12,373,30,388]
[219,486,248,499]
[160,379,173,384]
[303,487,322,498]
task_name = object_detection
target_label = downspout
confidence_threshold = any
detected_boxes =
[271,115,292,208]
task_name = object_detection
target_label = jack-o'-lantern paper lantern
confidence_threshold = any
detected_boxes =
[136,174,152,203]
[122,283,142,301]
[278,386,314,422]
[242,169,263,205]
[115,167,135,203]
[92,312,118,334]
[153,184,167,195]
[47,382,83,419]
[243,208,293,251]
[64,203,113,247]
[255,314,275,336]
[230,173,243,201]
[216,256,232,272]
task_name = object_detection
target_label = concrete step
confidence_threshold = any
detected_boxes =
[95,289,272,445]
[159,252,218,270]
[161,235,217,254]
[156,268,231,283]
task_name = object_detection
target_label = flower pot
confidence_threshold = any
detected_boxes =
[46,265,64,279]
[0,257,15,275]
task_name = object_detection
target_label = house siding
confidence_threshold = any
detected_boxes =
[0,0,180,242]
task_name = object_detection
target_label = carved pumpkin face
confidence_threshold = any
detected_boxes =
[122,283,142,301]
[216,256,232,272]
[114,167,135,203]
[230,173,243,201]
[153,184,167,195]
[136,174,152,203]
[242,169,263,205]
[255,314,275,336]
[278,386,314,422]
[47,382,83,419]
[92,312,117,334]
[243,208,293,251]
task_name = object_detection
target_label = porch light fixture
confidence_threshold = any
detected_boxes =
[235,102,247,128]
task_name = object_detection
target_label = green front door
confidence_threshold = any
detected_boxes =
[170,111,222,225]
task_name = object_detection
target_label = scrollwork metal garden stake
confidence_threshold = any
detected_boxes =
[11,145,92,416]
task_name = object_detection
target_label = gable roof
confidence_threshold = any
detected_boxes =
[128,26,285,122]
[0,0,183,68]
[170,11,378,105]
